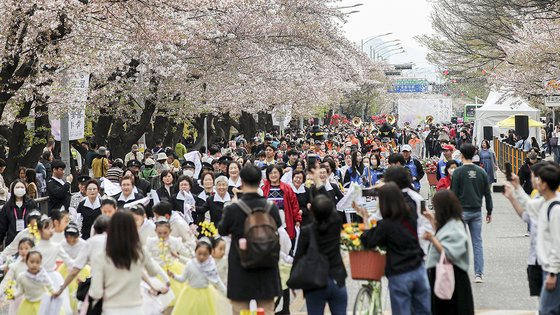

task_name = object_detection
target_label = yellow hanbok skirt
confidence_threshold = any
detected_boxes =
[58,263,91,311]
[160,261,185,307]
[171,284,217,315]
[17,299,40,315]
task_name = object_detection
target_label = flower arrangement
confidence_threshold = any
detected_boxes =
[157,238,173,271]
[421,158,438,174]
[341,222,374,251]
[4,279,15,300]
[28,223,40,242]
[198,221,218,238]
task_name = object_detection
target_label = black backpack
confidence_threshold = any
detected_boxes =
[236,199,280,269]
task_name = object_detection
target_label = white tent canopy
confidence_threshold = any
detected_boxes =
[473,90,541,146]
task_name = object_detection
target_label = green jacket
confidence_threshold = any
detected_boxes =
[140,167,158,179]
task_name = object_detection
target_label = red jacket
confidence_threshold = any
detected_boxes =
[436,176,451,191]
[262,181,302,239]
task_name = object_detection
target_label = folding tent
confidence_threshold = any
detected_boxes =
[473,90,541,146]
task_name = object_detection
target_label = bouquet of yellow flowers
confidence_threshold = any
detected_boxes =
[28,223,40,242]
[198,221,218,238]
[4,279,16,300]
[340,223,366,251]
[157,238,173,271]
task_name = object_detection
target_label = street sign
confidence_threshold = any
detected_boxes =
[545,95,560,107]
[391,78,428,93]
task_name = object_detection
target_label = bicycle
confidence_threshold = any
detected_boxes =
[353,279,382,315]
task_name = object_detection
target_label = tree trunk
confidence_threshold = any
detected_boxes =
[234,111,257,139]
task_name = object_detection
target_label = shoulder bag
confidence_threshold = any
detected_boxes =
[287,225,329,291]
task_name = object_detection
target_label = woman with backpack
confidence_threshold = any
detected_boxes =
[91,146,110,179]
[356,182,431,315]
[423,190,474,315]
[291,168,347,315]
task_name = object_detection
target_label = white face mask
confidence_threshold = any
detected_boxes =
[14,187,26,197]
[183,169,194,177]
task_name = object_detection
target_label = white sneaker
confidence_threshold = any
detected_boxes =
[474,275,484,283]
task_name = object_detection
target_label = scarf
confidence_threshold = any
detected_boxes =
[290,183,306,194]
[193,256,221,284]
[176,191,196,223]
[25,268,52,286]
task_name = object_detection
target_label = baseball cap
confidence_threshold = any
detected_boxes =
[401,145,412,152]
[442,144,455,151]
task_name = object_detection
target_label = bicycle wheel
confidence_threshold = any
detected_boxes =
[353,284,373,315]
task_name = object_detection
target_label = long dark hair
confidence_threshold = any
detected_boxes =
[377,182,410,220]
[431,190,463,231]
[351,151,364,175]
[106,211,142,270]
[8,179,29,204]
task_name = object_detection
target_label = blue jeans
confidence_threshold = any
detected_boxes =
[540,272,560,314]
[387,265,431,315]
[304,277,347,315]
[463,210,484,276]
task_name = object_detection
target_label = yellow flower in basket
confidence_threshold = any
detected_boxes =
[352,238,361,247]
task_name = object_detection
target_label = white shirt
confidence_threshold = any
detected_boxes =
[35,239,74,271]
[515,187,560,273]
[228,177,242,188]
[52,177,66,186]
[74,233,107,269]
[403,188,433,255]
[62,238,87,260]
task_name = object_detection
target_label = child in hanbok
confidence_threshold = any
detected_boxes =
[167,238,226,315]
[145,218,190,311]
[58,223,88,312]
[0,238,34,315]
[14,251,54,315]
[0,210,42,264]
[35,216,74,315]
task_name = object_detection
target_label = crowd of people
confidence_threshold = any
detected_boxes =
[0,117,556,315]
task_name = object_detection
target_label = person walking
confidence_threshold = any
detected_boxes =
[292,168,347,315]
[0,180,38,247]
[218,165,282,315]
[356,182,431,315]
[0,159,8,206]
[451,144,493,283]
[423,190,474,315]
[479,140,497,184]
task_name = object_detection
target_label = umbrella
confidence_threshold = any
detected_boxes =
[497,115,544,128]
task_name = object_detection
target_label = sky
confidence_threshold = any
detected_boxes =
[339,0,437,78]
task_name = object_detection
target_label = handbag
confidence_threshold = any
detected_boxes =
[287,225,329,291]
[434,252,455,300]
[550,137,558,147]
[76,278,91,301]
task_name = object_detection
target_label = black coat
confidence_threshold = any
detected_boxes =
[0,197,38,246]
[46,178,71,215]
[136,178,152,196]
[156,186,176,203]
[76,199,102,240]
[294,187,312,226]
[195,193,231,225]
[113,192,145,209]
[218,193,282,301]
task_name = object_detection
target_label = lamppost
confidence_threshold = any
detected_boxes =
[379,49,405,60]
[370,42,402,59]
[360,33,392,52]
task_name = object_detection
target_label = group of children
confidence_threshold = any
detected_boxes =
[0,203,235,315]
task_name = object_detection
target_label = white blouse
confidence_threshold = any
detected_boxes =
[35,239,74,271]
